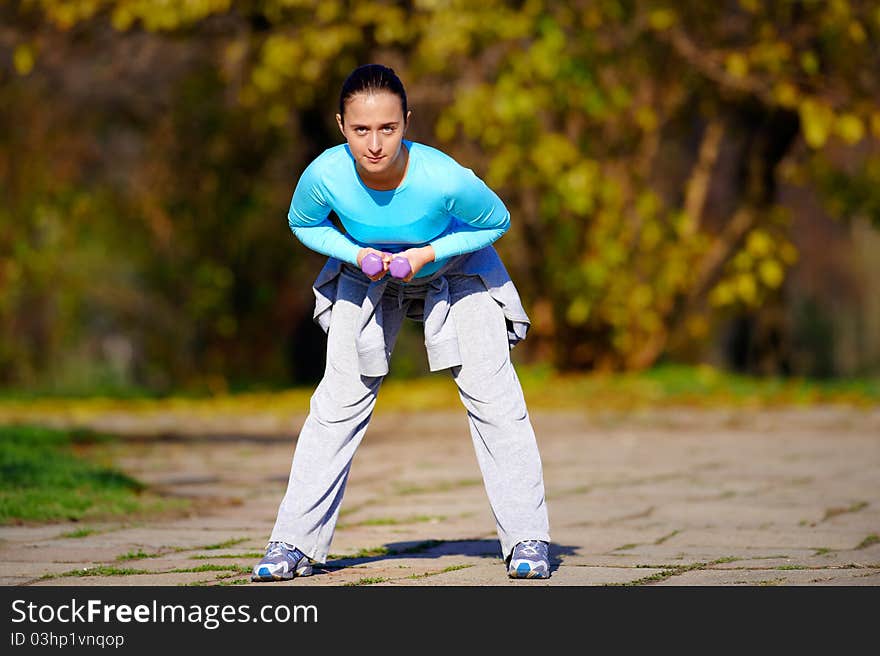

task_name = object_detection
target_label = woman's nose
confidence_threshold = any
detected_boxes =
[369,132,380,151]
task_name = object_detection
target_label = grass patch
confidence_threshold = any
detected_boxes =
[338,514,446,529]
[740,554,791,560]
[217,577,249,586]
[393,479,481,496]
[406,564,473,580]
[757,578,787,586]
[378,364,880,410]
[654,530,680,545]
[170,564,251,574]
[116,549,161,561]
[441,564,473,573]
[608,557,738,586]
[615,569,679,586]
[200,538,249,550]
[60,527,98,538]
[329,547,390,560]
[856,534,879,550]
[821,501,869,523]
[1,365,877,421]
[190,552,264,560]
[344,577,390,586]
[0,424,183,524]
[713,556,739,564]
[407,571,434,579]
[45,566,149,579]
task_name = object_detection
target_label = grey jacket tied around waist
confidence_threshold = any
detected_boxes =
[311,245,531,377]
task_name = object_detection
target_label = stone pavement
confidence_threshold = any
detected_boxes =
[1,406,879,586]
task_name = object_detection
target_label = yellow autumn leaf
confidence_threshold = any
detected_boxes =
[835,114,864,144]
[733,250,753,271]
[736,274,758,305]
[111,7,134,31]
[639,311,662,332]
[800,51,819,75]
[635,106,658,132]
[848,21,866,43]
[629,285,653,310]
[13,44,34,76]
[725,53,749,79]
[746,230,773,257]
[758,259,784,288]
[799,99,834,148]
[709,282,734,307]
[566,297,591,326]
[649,9,677,30]
[773,82,799,108]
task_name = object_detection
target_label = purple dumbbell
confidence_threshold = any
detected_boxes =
[389,256,412,279]
[361,252,385,277]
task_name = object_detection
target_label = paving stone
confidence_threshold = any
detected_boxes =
[28,572,214,587]
[1,406,878,587]
[651,566,880,586]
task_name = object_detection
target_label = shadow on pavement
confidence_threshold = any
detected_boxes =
[316,538,579,575]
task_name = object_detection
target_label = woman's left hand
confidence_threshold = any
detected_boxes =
[395,246,436,283]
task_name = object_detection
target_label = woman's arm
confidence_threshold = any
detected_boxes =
[392,163,509,282]
[287,162,362,267]
[428,165,511,261]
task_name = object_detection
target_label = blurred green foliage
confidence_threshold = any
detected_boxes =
[1,1,879,393]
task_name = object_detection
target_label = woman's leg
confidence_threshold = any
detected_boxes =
[269,276,403,564]
[448,284,551,561]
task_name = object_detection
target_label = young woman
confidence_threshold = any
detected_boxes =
[252,64,551,581]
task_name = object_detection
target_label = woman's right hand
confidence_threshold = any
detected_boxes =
[357,247,393,281]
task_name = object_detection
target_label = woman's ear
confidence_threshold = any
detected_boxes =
[403,110,412,134]
[336,113,345,136]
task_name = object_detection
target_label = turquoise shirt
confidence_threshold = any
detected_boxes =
[287,140,510,278]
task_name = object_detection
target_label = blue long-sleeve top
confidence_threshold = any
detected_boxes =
[287,140,510,279]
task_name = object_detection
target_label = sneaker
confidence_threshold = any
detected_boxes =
[251,541,313,582]
[507,540,550,579]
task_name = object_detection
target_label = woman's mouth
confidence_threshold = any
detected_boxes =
[366,155,384,164]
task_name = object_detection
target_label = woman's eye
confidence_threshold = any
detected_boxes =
[355,128,367,135]
[382,127,394,134]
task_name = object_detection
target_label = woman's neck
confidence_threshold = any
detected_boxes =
[358,143,410,191]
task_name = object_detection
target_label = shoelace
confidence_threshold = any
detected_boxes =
[266,541,298,559]
[516,540,545,557]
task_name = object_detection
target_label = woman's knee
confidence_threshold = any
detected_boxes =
[310,371,382,423]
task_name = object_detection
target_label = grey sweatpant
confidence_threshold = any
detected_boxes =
[269,265,551,563]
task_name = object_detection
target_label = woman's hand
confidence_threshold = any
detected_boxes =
[357,247,393,281]
[394,245,435,283]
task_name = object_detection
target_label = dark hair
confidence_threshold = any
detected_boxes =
[338,64,407,123]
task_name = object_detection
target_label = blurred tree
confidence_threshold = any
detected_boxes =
[428,0,879,370]
[2,0,878,390]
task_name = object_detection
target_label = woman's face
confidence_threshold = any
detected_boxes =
[337,91,410,186]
